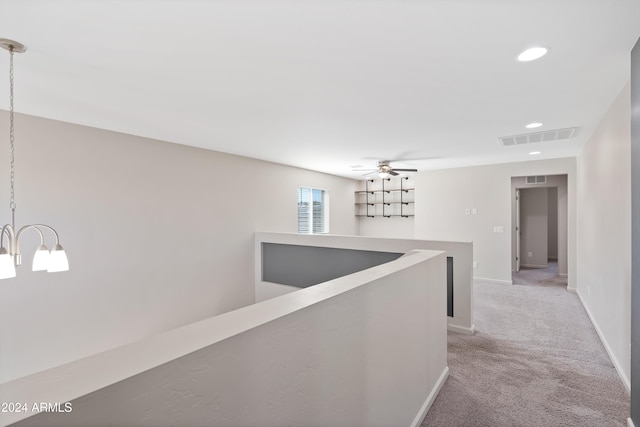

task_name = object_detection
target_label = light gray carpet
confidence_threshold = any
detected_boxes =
[422,265,629,426]
[512,261,568,288]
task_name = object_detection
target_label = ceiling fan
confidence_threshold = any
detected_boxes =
[353,160,418,178]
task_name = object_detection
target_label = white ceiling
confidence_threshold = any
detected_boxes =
[1,0,639,179]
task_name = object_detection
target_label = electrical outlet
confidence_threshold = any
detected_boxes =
[465,208,470,215]
[473,261,478,268]
[528,251,533,257]
[472,208,478,214]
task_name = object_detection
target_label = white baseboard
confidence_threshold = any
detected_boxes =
[628,417,635,427]
[447,323,475,335]
[566,287,577,293]
[474,277,513,285]
[411,366,449,427]
[576,289,631,393]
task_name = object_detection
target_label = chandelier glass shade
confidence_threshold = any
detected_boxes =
[0,39,69,279]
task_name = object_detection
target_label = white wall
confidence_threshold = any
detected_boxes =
[255,232,475,334]
[519,187,548,268]
[413,158,576,286]
[357,175,416,239]
[4,250,447,427]
[0,112,358,383]
[576,82,632,389]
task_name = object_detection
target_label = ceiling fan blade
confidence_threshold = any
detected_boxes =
[389,170,399,176]
[392,168,418,172]
[361,171,377,176]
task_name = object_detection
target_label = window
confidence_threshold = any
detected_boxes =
[297,187,329,234]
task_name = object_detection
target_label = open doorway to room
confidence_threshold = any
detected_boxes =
[511,174,568,288]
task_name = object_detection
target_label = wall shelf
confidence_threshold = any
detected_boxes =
[356,214,415,218]
[354,177,415,218]
[355,189,415,194]
[355,202,414,206]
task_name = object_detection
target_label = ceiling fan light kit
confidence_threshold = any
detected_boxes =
[353,160,419,178]
[0,39,69,279]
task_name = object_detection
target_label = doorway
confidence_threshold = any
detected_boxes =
[511,175,568,286]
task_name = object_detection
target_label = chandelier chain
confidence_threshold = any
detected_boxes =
[8,46,15,213]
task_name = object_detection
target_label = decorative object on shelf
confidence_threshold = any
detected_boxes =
[353,160,418,178]
[354,177,414,218]
[0,39,69,279]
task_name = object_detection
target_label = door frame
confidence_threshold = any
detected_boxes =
[511,175,567,276]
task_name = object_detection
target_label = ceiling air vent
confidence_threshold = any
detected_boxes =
[499,127,578,146]
[526,176,547,184]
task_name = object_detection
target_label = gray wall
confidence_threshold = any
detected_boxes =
[631,36,640,425]
[262,243,402,288]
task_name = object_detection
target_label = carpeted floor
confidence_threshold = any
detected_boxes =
[512,261,568,288]
[422,264,629,426]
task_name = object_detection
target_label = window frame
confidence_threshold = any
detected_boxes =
[297,186,330,234]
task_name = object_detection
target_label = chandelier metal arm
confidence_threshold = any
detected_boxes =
[15,225,53,266]
[17,224,59,245]
[0,38,70,279]
[1,224,16,252]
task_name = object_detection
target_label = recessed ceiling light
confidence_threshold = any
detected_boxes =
[517,47,548,62]
[526,122,543,129]
[529,151,542,155]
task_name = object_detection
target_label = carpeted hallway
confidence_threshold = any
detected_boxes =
[422,265,629,426]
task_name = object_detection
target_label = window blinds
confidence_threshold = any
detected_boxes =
[298,187,327,234]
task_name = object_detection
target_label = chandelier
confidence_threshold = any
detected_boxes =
[0,39,69,279]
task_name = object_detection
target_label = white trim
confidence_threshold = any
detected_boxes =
[628,417,635,427]
[474,277,513,285]
[566,286,577,293]
[576,289,631,392]
[448,323,475,335]
[297,186,329,234]
[410,366,449,427]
